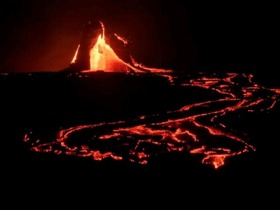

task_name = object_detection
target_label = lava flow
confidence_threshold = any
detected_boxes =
[24,22,280,169]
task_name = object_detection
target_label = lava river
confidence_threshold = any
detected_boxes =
[24,72,280,169]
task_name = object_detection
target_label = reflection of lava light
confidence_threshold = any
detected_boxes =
[72,22,171,73]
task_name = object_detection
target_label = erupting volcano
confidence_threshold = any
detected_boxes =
[66,21,171,74]
[16,21,280,171]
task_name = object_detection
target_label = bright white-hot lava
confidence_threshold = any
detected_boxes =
[72,21,172,74]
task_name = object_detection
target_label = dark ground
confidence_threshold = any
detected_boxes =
[1,72,279,185]
[0,1,279,197]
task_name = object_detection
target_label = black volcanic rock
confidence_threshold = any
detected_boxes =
[2,71,278,181]
[1,71,221,127]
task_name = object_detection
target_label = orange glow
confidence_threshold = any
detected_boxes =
[71,22,172,74]
[23,21,280,169]
[114,33,128,45]
[24,73,280,169]
[88,33,129,72]
[202,155,227,169]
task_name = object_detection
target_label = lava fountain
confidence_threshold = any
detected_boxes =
[68,21,171,74]
[24,22,280,169]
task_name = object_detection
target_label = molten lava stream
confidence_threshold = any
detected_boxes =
[24,22,280,169]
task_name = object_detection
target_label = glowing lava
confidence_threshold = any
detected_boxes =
[24,72,280,169]
[23,22,280,170]
[71,21,171,74]
[88,22,129,72]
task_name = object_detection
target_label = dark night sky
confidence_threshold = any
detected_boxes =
[0,0,276,74]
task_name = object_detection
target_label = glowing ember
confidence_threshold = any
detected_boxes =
[24,72,280,169]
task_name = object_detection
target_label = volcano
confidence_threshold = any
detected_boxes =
[62,21,172,74]
[1,21,280,180]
